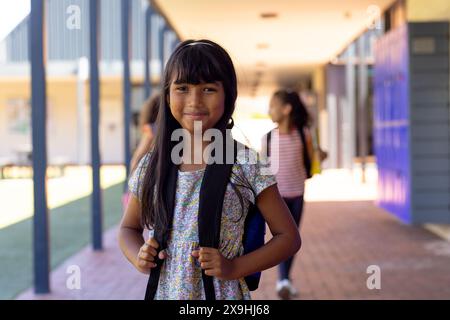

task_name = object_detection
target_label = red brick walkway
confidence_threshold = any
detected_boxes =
[253,201,450,300]
[17,200,450,300]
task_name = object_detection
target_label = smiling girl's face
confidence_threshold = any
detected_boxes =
[168,78,225,134]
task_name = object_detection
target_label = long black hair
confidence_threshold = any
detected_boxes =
[140,39,251,237]
[273,89,311,131]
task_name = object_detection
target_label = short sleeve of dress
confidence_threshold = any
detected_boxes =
[235,146,277,205]
[127,152,151,202]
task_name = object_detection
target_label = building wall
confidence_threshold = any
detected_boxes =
[407,0,450,224]
[0,78,32,163]
[374,21,450,224]
[407,0,450,21]
[0,77,126,165]
[408,22,450,223]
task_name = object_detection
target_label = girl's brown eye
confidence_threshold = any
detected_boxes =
[176,86,187,92]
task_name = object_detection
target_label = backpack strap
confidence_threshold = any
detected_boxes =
[197,140,237,300]
[297,127,312,179]
[144,161,178,300]
[266,130,272,157]
[144,141,238,300]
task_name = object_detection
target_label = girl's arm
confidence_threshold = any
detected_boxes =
[229,184,301,279]
[130,132,153,174]
[118,195,161,274]
[118,195,145,267]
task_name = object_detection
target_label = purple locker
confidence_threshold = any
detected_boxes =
[373,24,411,223]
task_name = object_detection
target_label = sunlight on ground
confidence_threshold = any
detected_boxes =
[0,166,126,229]
[304,163,378,202]
[0,161,377,229]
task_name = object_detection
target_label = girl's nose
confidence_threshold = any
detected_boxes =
[187,87,204,108]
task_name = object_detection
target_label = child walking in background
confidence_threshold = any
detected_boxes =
[121,92,160,211]
[262,89,314,300]
[129,91,160,173]
[118,39,301,300]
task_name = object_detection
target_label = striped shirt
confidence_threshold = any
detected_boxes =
[262,127,308,198]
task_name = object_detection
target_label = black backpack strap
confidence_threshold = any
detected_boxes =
[197,140,237,300]
[144,161,178,300]
[144,141,237,300]
[266,130,272,158]
[297,127,312,178]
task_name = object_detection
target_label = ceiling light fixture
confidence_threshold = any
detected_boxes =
[256,43,269,49]
[260,12,278,19]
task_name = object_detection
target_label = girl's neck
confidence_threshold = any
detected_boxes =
[179,134,210,171]
[277,118,293,135]
[178,129,232,171]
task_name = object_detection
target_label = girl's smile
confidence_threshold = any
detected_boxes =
[183,110,209,120]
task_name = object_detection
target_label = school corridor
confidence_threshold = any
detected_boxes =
[15,168,450,300]
[1,0,450,300]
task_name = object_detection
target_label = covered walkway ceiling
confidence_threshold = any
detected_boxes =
[154,0,395,96]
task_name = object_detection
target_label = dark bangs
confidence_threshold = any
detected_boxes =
[168,45,225,85]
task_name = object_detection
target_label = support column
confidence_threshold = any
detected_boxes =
[344,43,356,170]
[30,0,50,294]
[89,0,103,250]
[144,2,152,99]
[357,34,369,183]
[158,15,166,82]
[121,0,132,180]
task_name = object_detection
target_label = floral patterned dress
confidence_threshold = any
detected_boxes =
[128,144,277,300]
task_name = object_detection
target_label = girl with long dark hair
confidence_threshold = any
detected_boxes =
[263,89,314,299]
[119,40,301,300]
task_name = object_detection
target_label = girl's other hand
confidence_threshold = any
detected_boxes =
[136,237,168,274]
[192,247,236,281]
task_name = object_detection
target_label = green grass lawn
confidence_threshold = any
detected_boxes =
[0,181,125,300]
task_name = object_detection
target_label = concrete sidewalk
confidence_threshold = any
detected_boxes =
[16,199,450,300]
